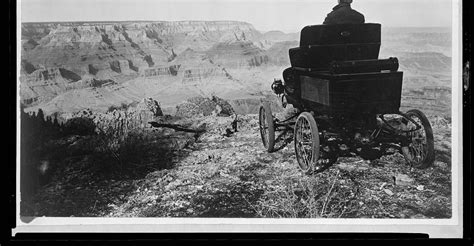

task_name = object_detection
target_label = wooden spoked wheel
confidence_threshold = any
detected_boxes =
[259,102,275,152]
[401,109,435,169]
[294,112,322,174]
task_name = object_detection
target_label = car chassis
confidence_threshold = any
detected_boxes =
[258,23,435,174]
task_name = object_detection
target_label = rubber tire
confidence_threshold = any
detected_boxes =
[294,112,320,174]
[401,109,435,169]
[259,102,275,152]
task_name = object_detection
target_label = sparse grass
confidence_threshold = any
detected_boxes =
[23,113,452,218]
[252,169,360,218]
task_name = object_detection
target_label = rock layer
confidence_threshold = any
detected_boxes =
[20,21,294,111]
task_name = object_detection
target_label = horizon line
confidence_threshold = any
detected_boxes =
[20,19,452,32]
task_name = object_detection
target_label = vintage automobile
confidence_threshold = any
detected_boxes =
[259,23,435,174]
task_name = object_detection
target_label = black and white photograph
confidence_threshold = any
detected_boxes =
[14,0,464,238]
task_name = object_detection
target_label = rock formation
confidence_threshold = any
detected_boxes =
[62,97,164,134]
[136,97,164,118]
[175,96,235,118]
[20,21,452,119]
[21,21,292,111]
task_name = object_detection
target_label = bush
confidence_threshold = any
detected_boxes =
[107,103,130,112]
[88,108,174,177]
[91,124,178,178]
[64,117,96,136]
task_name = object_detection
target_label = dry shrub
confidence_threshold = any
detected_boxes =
[93,129,149,176]
[64,117,96,136]
[89,107,191,178]
[254,170,360,218]
[91,112,156,177]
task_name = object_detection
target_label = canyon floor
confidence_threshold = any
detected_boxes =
[21,113,452,219]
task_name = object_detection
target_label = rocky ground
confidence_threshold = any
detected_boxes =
[21,111,452,219]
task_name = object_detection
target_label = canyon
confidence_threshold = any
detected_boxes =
[19,21,454,219]
[20,21,452,117]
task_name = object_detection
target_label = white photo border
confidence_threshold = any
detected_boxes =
[14,0,464,239]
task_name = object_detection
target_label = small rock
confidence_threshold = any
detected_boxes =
[416,185,424,191]
[394,174,414,186]
[434,161,449,169]
[337,160,369,172]
[383,189,394,196]
[411,214,426,219]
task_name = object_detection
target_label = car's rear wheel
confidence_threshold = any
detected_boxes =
[294,112,326,174]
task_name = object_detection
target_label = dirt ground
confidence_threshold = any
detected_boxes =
[21,114,452,219]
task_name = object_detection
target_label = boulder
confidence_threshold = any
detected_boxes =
[175,96,235,118]
[211,96,235,116]
[131,98,164,128]
[136,98,163,117]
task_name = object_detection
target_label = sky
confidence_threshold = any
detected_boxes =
[20,0,455,33]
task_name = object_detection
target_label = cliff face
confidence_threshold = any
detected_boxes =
[206,41,269,68]
[398,52,451,74]
[20,21,295,112]
[20,22,452,117]
[21,21,262,71]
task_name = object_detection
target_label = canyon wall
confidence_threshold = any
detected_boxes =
[20,22,452,117]
[21,21,298,114]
